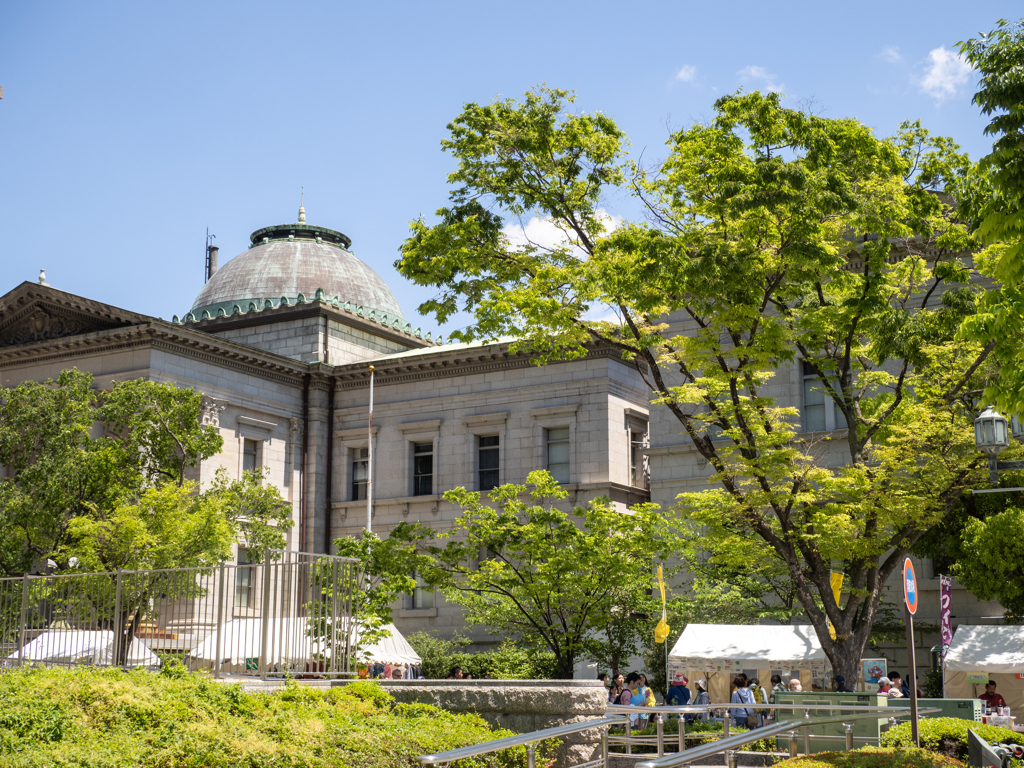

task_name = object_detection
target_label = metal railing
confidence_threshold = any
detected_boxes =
[0,550,359,679]
[416,702,940,768]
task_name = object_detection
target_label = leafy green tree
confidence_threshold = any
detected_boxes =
[0,369,223,576]
[957,19,1024,415]
[396,87,1000,683]
[419,471,682,679]
[952,503,1024,620]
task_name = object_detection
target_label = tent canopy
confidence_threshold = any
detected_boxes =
[187,618,421,669]
[944,624,1024,673]
[669,623,827,669]
[7,631,160,668]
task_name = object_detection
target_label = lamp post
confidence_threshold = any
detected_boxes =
[974,406,1024,484]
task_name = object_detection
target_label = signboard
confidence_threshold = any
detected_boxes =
[939,575,953,660]
[1016,674,1024,680]
[968,673,989,684]
[862,658,887,689]
[904,559,918,615]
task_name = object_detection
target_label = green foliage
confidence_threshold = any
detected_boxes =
[0,666,546,768]
[420,471,684,679]
[0,370,224,576]
[921,669,944,699]
[778,747,964,768]
[406,632,558,680]
[952,504,1024,621]
[397,85,994,682]
[882,717,1019,761]
[956,19,1024,415]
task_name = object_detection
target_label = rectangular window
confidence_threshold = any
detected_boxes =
[242,438,258,474]
[234,547,251,608]
[546,427,570,484]
[352,447,368,501]
[411,571,434,609]
[413,441,433,496]
[478,435,500,491]
[629,429,648,488]
[802,361,848,432]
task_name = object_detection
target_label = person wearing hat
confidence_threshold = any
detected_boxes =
[832,675,852,693]
[667,673,692,709]
[690,678,711,722]
[877,677,903,698]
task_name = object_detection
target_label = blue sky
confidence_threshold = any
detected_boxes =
[0,0,1017,337]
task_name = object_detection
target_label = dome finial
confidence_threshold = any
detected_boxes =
[298,187,306,224]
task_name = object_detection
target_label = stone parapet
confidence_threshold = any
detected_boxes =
[381,679,608,767]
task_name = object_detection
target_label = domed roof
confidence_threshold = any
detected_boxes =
[191,212,404,320]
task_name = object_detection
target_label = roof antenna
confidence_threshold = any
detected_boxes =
[205,229,218,283]
[298,187,306,224]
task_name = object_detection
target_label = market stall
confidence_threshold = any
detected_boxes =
[186,618,421,675]
[668,623,830,705]
[944,624,1024,714]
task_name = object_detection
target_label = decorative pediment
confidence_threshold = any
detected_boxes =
[0,282,153,348]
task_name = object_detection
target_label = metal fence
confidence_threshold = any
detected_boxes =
[0,550,360,679]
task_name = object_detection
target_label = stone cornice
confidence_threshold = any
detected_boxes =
[0,282,153,332]
[332,343,642,390]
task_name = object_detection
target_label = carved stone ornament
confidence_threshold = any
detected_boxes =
[1,308,89,347]
[290,417,304,443]
[200,397,227,428]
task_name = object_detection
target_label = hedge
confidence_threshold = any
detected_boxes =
[881,717,1021,763]
[0,664,554,768]
[776,746,964,768]
[405,631,557,679]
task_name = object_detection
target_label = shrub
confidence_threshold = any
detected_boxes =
[921,669,943,699]
[882,717,1019,762]
[777,746,964,768]
[406,631,557,679]
[0,666,550,767]
[630,717,777,753]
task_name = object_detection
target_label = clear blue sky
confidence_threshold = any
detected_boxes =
[1,0,1017,337]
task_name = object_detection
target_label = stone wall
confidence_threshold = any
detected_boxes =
[381,679,608,766]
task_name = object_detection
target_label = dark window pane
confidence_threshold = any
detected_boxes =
[479,469,499,491]
[479,435,499,448]
[479,448,499,470]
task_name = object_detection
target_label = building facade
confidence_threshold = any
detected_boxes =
[0,209,651,656]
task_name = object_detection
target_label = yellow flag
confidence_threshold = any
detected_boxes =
[827,571,844,640]
[654,565,670,644]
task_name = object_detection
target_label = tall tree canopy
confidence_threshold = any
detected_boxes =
[396,87,1006,682]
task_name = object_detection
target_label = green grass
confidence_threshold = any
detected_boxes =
[0,665,551,768]
[776,746,964,768]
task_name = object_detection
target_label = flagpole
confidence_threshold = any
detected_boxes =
[367,365,374,534]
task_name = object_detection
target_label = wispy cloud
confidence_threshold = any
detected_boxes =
[918,46,973,102]
[675,64,697,83]
[737,65,784,93]
[879,45,903,64]
[502,211,621,255]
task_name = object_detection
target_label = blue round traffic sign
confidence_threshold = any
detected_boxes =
[904,558,918,615]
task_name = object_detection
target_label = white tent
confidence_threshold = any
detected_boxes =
[943,624,1024,712]
[7,630,161,668]
[186,618,421,675]
[668,624,830,704]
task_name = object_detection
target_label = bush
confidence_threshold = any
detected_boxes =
[406,631,557,679]
[0,666,551,767]
[630,717,777,753]
[776,746,964,768]
[882,717,1019,762]
[921,669,943,699]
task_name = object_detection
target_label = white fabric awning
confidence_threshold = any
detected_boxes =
[944,624,1024,673]
[8,630,161,667]
[187,618,421,667]
[669,623,827,670]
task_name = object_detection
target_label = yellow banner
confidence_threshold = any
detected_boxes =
[654,565,670,644]
[827,571,844,640]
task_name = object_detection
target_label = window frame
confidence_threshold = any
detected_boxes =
[800,361,849,433]
[412,441,434,496]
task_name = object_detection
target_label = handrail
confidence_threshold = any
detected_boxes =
[416,715,627,765]
[632,707,942,768]
[608,703,914,714]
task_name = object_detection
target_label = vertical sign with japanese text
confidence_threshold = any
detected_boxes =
[939,575,953,660]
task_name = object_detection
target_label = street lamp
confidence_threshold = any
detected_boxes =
[974,405,1024,484]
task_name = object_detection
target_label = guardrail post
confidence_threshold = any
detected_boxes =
[803,725,810,756]
[723,710,730,739]
[789,731,798,758]
[845,723,853,751]
[259,550,272,680]
[726,749,738,768]
[215,561,227,679]
[679,714,686,753]
[113,569,123,669]
[601,725,609,766]
[624,716,631,756]
[17,574,29,667]
[526,743,536,768]
[657,714,664,758]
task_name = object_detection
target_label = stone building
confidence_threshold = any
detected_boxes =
[0,207,651,658]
